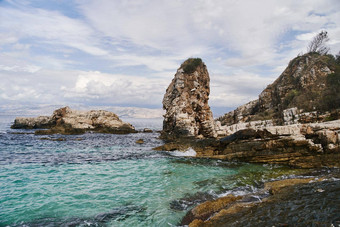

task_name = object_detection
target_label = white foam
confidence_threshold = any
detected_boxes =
[168,148,197,157]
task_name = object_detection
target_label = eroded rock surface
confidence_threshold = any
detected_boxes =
[186,177,340,227]
[217,53,340,126]
[162,58,216,139]
[156,120,340,168]
[12,106,136,135]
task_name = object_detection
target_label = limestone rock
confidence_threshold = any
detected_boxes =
[181,194,242,225]
[162,58,216,139]
[11,116,54,129]
[283,107,299,125]
[11,106,136,135]
[217,100,259,126]
[218,53,339,126]
[264,178,316,195]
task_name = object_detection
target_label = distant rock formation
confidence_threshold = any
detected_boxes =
[218,53,340,126]
[162,58,216,139]
[11,106,136,135]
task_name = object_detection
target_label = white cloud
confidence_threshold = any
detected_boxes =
[0,6,108,56]
[61,71,168,106]
[210,72,276,107]
[0,64,41,73]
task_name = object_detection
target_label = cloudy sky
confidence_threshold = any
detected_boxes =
[1,0,339,116]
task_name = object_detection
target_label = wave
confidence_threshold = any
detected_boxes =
[168,148,197,157]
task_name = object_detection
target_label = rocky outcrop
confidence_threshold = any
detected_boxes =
[213,120,340,168]
[162,58,216,139]
[11,116,54,129]
[156,55,340,168]
[181,194,243,225]
[156,119,340,168]
[185,177,339,227]
[218,53,340,126]
[11,106,136,135]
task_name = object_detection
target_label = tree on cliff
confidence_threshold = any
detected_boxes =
[307,30,330,55]
[336,51,340,65]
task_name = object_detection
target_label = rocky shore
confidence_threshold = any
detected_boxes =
[11,106,136,135]
[157,54,340,226]
[157,56,340,168]
[182,175,340,226]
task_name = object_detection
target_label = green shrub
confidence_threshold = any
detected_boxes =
[181,58,203,74]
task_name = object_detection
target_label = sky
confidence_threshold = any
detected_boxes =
[0,0,340,117]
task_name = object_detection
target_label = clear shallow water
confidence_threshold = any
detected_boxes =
[0,115,305,226]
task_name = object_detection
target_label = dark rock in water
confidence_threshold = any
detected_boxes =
[11,106,136,135]
[136,139,144,144]
[13,205,145,227]
[143,128,153,133]
[162,58,216,139]
[170,191,216,211]
[39,137,66,141]
[220,129,274,145]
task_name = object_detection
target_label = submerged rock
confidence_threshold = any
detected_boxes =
[135,139,144,144]
[143,128,153,133]
[11,106,136,135]
[162,58,216,139]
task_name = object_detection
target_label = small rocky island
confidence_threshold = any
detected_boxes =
[11,106,136,135]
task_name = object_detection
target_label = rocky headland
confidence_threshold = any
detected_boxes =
[157,53,340,168]
[11,106,136,135]
[157,52,340,226]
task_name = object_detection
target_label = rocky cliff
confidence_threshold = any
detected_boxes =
[11,106,136,135]
[162,58,216,139]
[218,53,340,126]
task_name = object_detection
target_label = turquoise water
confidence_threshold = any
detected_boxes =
[0,116,295,226]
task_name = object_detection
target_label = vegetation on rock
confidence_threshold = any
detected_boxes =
[181,58,203,74]
[306,30,330,55]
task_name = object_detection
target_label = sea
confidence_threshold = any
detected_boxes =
[0,115,338,226]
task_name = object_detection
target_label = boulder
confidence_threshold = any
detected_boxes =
[181,194,242,225]
[162,58,216,139]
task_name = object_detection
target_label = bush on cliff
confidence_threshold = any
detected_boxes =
[181,58,203,74]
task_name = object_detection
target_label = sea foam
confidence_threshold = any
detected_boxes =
[169,148,197,157]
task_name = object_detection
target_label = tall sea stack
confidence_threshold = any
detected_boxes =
[162,58,216,139]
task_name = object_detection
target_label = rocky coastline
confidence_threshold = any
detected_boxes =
[182,174,340,227]
[157,55,340,169]
[9,54,340,226]
[157,55,340,226]
[11,106,136,135]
